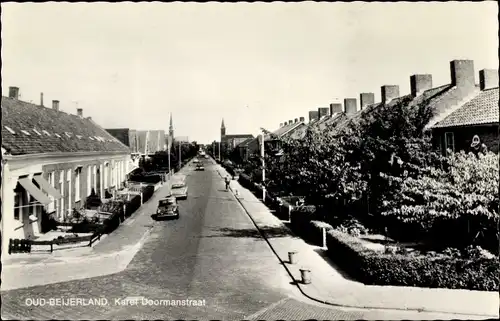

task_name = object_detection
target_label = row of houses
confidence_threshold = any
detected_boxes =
[1,87,176,255]
[233,59,498,159]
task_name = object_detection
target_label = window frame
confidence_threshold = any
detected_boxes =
[444,132,455,155]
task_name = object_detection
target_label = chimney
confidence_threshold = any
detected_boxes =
[450,60,475,89]
[479,69,498,90]
[279,123,283,127]
[8,87,19,99]
[329,103,342,115]
[288,119,293,124]
[86,116,92,121]
[308,110,319,122]
[40,93,44,106]
[318,107,329,118]
[344,98,358,114]
[52,100,60,111]
[381,85,400,103]
[77,108,83,117]
[299,117,305,122]
[359,93,375,109]
[294,118,298,123]
[283,121,288,126]
[410,74,433,97]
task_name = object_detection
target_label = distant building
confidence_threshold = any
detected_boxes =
[106,128,166,156]
[2,87,130,255]
[220,118,254,149]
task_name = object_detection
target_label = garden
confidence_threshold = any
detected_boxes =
[223,96,499,291]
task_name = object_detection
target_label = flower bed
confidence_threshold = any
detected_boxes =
[325,230,499,291]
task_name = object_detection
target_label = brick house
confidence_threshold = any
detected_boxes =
[1,87,131,255]
[219,118,254,157]
[244,117,308,160]
[318,59,497,156]
[430,69,499,154]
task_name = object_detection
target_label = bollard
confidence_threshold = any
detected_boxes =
[300,269,312,284]
[288,251,298,264]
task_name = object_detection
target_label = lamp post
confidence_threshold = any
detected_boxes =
[178,141,182,168]
[218,141,221,161]
[260,129,266,201]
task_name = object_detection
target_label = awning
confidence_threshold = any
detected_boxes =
[18,177,51,205]
[33,175,63,200]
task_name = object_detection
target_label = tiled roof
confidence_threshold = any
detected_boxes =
[106,128,130,147]
[235,137,254,148]
[224,134,254,139]
[432,87,499,128]
[136,131,148,154]
[147,130,166,154]
[267,121,305,140]
[2,96,130,156]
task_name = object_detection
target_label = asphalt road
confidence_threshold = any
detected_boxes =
[1,161,473,320]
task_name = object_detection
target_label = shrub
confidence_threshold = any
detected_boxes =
[308,220,333,246]
[290,205,318,236]
[325,230,499,291]
[238,173,253,189]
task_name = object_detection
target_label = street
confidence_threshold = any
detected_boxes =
[1,161,474,320]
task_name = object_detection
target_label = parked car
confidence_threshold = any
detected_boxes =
[196,164,205,171]
[154,196,179,220]
[171,174,188,200]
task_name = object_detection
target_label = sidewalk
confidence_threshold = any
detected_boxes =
[1,165,193,291]
[215,165,499,318]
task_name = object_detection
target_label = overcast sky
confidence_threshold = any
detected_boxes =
[2,2,498,144]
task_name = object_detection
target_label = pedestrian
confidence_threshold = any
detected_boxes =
[225,175,231,191]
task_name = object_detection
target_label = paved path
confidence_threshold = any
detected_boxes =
[216,165,499,319]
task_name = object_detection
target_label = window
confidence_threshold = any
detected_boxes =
[59,170,65,220]
[104,164,108,188]
[87,165,91,196]
[47,172,55,213]
[92,165,97,194]
[14,192,21,220]
[445,132,455,155]
[75,167,82,202]
[67,169,72,213]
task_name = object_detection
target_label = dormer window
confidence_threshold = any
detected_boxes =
[89,136,94,140]
[4,126,16,134]
[42,130,51,136]
[33,128,42,136]
[21,130,31,135]
[65,132,72,138]
[76,135,83,139]
[54,133,62,138]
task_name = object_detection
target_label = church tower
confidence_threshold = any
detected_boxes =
[220,118,226,141]
[169,113,174,139]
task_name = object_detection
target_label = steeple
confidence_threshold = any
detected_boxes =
[169,113,174,138]
[220,118,226,138]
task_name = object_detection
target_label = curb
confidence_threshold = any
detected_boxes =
[216,165,496,318]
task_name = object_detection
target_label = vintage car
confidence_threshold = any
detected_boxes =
[171,174,188,200]
[195,164,205,171]
[193,158,200,164]
[155,196,179,219]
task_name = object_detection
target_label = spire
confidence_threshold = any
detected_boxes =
[169,113,174,138]
[221,118,225,128]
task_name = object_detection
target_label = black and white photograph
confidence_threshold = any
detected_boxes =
[1,1,498,320]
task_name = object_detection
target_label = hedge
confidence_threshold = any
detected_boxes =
[238,173,253,189]
[289,205,317,236]
[325,230,499,291]
[129,174,162,184]
[307,220,333,246]
[142,185,155,203]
